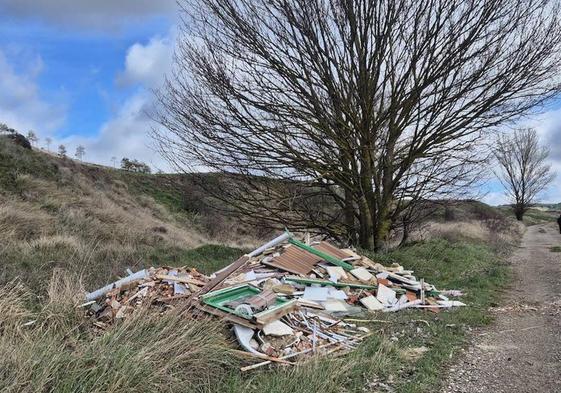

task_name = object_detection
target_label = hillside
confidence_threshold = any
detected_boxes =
[0,138,530,393]
[0,139,525,292]
[0,139,255,292]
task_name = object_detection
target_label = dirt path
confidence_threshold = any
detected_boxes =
[443,223,561,393]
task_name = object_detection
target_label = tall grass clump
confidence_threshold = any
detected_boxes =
[0,272,239,393]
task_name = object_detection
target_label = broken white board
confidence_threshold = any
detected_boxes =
[376,284,397,306]
[262,320,294,336]
[327,288,348,300]
[233,324,261,355]
[360,295,384,311]
[303,286,330,302]
[350,267,374,282]
[245,270,257,281]
[173,282,187,295]
[383,299,422,312]
[325,266,348,281]
[437,300,466,308]
[322,299,349,312]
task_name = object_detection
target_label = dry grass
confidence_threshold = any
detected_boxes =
[411,219,524,251]
[0,272,238,393]
[0,140,253,291]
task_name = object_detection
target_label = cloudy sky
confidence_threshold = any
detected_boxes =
[0,0,176,172]
[0,1,560,203]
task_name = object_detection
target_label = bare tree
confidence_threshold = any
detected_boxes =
[111,156,117,168]
[75,145,86,161]
[26,130,38,147]
[494,128,555,221]
[155,0,561,250]
[58,144,67,158]
[45,137,52,152]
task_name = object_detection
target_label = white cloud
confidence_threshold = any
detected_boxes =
[0,49,66,134]
[482,190,509,207]
[54,35,174,172]
[58,91,168,171]
[0,0,177,30]
[117,36,173,88]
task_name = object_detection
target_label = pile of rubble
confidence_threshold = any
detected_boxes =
[83,231,465,368]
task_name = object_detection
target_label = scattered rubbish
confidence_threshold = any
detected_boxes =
[83,230,465,369]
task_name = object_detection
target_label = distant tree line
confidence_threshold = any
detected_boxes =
[2,123,153,175]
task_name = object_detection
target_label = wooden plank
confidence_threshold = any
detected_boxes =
[254,300,300,325]
[240,341,339,371]
[196,255,250,297]
[155,274,207,286]
[231,350,295,366]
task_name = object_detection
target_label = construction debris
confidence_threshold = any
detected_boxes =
[83,230,466,368]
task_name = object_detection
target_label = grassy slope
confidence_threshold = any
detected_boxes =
[496,205,559,226]
[0,139,516,392]
[0,141,246,292]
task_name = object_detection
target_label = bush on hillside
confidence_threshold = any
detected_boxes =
[121,158,151,174]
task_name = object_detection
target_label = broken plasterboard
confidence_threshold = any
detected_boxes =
[327,288,348,300]
[325,266,348,281]
[350,267,374,282]
[376,284,397,306]
[360,295,384,311]
[262,320,294,336]
[322,299,349,312]
[303,286,330,302]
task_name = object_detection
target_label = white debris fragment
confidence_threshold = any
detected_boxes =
[263,320,294,336]
[360,295,384,311]
[376,284,397,306]
[350,267,374,282]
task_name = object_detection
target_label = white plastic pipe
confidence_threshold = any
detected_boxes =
[85,269,149,301]
[248,231,291,257]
